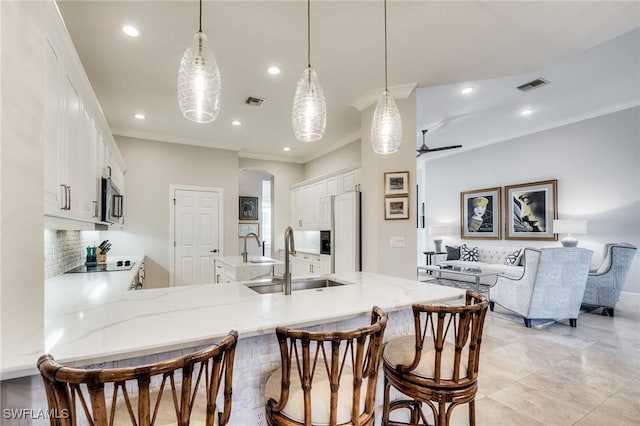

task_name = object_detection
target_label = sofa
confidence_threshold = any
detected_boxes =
[489,247,593,327]
[435,244,526,285]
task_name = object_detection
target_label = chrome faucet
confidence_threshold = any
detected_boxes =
[272,226,296,295]
[241,232,261,263]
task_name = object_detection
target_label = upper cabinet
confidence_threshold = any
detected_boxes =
[44,3,125,226]
[291,167,360,230]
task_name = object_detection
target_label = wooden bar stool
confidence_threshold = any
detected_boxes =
[265,306,388,426]
[382,291,488,426]
[37,330,238,426]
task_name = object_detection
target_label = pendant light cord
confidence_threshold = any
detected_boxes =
[384,0,388,91]
[307,0,311,68]
[199,0,203,33]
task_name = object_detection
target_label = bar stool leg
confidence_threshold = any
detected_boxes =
[382,375,391,426]
[468,399,476,426]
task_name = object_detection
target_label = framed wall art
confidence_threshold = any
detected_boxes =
[460,187,501,240]
[504,179,557,241]
[385,196,409,220]
[238,222,259,238]
[239,196,259,221]
[384,171,409,195]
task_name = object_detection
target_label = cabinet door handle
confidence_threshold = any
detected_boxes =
[60,185,66,210]
[210,249,218,253]
[66,186,71,210]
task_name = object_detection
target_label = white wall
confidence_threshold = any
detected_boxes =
[303,140,361,181]
[360,93,418,280]
[238,158,304,252]
[103,136,239,288]
[0,0,45,376]
[423,107,640,294]
[239,168,271,256]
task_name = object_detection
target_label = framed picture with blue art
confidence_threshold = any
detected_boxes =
[460,187,501,240]
[504,179,558,241]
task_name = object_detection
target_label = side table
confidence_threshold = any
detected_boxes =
[423,251,446,266]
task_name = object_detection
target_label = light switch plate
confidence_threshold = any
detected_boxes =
[390,237,406,248]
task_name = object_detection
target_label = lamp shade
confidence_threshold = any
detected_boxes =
[553,219,587,235]
[371,90,402,154]
[292,66,326,142]
[429,225,447,236]
[177,32,221,123]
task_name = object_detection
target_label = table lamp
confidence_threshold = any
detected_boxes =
[553,219,587,247]
[428,225,448,252]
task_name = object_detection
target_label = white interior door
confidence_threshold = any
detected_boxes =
[173,188,222,286]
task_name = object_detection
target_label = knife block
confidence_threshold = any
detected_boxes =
[97,249,107,265]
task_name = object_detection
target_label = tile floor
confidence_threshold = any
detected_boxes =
[443,298,640,426]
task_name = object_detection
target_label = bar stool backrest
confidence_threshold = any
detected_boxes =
[404,292,488,387]
[37,330,238,426]
[266,306,388,426]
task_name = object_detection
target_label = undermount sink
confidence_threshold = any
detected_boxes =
[246,278,348,295]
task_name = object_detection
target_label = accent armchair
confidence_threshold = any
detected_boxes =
[489,247,593,327]
[582,243,637,316]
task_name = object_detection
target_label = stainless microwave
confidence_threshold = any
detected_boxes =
[101,177,123,223]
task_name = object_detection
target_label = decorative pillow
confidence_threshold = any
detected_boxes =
[460,244,479,262]
[505,248,523,266]
[445,245,460,261]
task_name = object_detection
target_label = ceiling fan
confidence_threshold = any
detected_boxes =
[416,129,462,157]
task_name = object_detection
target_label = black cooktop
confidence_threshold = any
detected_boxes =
[66,261,135,273]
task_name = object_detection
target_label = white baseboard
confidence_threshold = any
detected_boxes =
[619,291,640,305]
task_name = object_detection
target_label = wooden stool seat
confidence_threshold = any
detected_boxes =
[382,291,488,426]
[37,330,238,426]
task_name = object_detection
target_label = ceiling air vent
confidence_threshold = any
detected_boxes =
[516,78,549,92]
[244,96,265,107]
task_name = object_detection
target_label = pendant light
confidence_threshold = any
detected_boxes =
[292,0,326,142]
[177,0,221,123]
[371,0,402,154]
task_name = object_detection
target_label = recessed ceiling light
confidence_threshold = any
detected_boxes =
[520,109,533,116]
[231,120,242,126]
[133,113,146,120]
[268,66,281,75]
[461,87,474,94]
[283,147,291,152]
[121,25,140,37]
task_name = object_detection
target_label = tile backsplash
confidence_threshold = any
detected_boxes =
[44,230,101,279]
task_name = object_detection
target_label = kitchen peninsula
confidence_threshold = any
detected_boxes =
[3,272,464,424]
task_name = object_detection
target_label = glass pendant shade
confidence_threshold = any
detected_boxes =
[177,32,221,123]
[292,66,326,142]
[371,90,402,154]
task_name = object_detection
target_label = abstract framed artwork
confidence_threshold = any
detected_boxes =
[239,196,258,221]
[384,171,409,195]
[504,179,558,241]
[460,187,501,240]
[385,196,409,220]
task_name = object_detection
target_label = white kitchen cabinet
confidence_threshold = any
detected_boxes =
[320,254,332,274]
[290,253,320,278]
[44,4,125,226]
[292,182,327,230]
[319,196,332,230]
[326,176,342,196]
[341,169,360,193]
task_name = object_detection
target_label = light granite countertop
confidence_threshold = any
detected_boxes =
[1,270,464,380]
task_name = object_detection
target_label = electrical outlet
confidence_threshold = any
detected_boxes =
[256,411,264,426]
